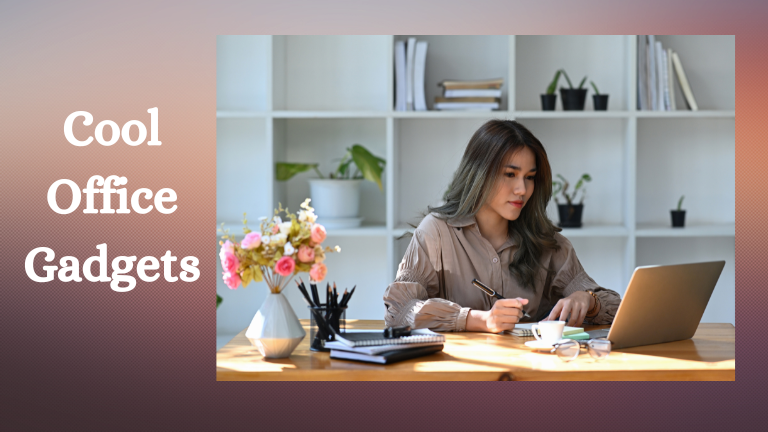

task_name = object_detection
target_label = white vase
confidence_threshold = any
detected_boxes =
[245,292,306,358]
[308,179,363,219]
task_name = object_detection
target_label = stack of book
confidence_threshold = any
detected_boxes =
[324,328,445,364]
[637,35,698,111]
[434,77,503,111]
[394,38,429,111]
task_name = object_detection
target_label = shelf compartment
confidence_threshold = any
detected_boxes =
[636,117,735,227]
[394,35,511,112]
[272,118,388,227]
[516,36,628,111]
[648,36,734,111]
[272,36,391,111]
[518,118,629,227]
[217,36,271,111]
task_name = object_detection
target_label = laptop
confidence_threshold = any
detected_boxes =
[586,260,726,349]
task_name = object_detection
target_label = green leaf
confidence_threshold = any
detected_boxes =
[546,70,562,94]
[252,265,263,283]
[578,76,587,89]
[216,294,223,308]
[241,268,252,288]
[275,163,319,181]
[677,195,685,211]
[573,173,592,192]
[350,144,385,191]
[561,69,574,88]
[590,81,600,95]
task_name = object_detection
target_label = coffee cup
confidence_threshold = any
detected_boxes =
[531,320,566,344]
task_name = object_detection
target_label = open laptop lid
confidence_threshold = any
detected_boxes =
[607,260,725,349]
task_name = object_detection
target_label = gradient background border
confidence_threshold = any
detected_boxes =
[0,0,761,429]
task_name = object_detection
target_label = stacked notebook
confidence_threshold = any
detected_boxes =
[324,328,445,364]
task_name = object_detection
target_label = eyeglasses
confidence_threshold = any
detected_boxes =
[551,339,611,362]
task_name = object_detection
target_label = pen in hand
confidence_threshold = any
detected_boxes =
[471,278,532,320]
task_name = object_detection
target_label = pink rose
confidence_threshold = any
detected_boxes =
[219,240,234,262]
[241,232,261,250]
[297,245,315,263]
[310,224,326,244]
[274,256,295,277]
[221,250,239,276]
[309,262,327,282]
[223,271,241,290]
[272,225,280,234]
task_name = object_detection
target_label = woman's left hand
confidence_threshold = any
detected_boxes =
[546,291,594,327]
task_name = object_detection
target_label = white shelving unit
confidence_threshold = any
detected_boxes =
[216,35,735,335]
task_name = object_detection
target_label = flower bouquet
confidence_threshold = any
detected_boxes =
[218,199,340,358]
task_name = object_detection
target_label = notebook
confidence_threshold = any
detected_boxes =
[330,345,444,364]
[331,328,445,348]
[323,340,443,355]
[508,323,584,337]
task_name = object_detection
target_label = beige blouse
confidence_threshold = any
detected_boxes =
[383,213,621,331]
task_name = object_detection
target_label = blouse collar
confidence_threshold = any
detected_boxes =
[446,213,518,251]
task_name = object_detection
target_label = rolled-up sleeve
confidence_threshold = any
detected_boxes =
[550,235,622,325]
[383,225,470,331]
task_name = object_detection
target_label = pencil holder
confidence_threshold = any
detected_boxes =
[309,305,347,352]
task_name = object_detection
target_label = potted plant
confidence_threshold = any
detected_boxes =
[552,173,592,227]
[559,69,588,111]
[541,70,561,111]
[671,195,686,227]
[218,201,340,358]
[591,81,609,111]
[276,144,385,229]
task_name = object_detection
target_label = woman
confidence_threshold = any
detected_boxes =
[383,119,621,333]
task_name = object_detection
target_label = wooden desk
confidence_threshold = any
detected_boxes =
[217,320,734,381]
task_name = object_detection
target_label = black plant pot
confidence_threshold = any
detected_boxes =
[671,210,686,228]
[593,94,609,111]
[560,88,588,111]
[541,94,557,111]
[558,204,584,228]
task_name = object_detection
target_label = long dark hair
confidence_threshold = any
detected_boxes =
[428,119,561,289]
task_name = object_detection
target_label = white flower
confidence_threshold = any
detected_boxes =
[300,198,314,212]
[258,216,268,222]
[334,245,341,252]
[273,233,287,246]
[261,235,271,246]
[284,243,296,255]
[278,221,292,235]
[273,215,282,225]
[298,210,318,224]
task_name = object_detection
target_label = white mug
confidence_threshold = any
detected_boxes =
[531,320,566,344]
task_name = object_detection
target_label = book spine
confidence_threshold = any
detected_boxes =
[672,52,698,111]
[655,40,664,110]
[406,37,416,111]
[667,48,676,110]
[648,35,656,111]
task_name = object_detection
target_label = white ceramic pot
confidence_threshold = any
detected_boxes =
[245,292,306,358]
[308,179,363,219]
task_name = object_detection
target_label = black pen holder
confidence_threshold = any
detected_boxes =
[309,305,347,352]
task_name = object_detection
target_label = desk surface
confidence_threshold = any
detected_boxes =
[217,321,735,381]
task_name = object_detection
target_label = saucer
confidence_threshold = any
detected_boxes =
[524,339,565,351]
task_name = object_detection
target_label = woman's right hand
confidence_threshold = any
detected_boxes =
[466,298,529,333]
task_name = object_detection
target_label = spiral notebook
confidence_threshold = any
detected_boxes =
[331,328,445,348]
